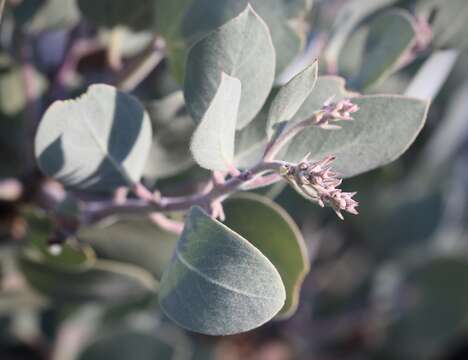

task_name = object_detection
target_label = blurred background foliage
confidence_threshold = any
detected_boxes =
[1,0,468,359]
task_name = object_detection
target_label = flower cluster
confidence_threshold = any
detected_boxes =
[280,154,358,219]
[314,98,360,130]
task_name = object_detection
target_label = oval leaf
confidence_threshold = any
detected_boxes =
[190,73,241,171]
[268,61,318,138]
[35,84,152,193]
[184,4,275,129]
[223,193,309,317]
[159,206,286,335]
[283,93,430,178]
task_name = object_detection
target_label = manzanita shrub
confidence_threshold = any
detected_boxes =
[30,4,430,336]
[2,0,468,358]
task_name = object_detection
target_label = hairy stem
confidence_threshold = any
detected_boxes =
[82,161,286,224]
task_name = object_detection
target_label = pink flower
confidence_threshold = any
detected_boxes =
[315,98,360,130]
[281,154,358,219]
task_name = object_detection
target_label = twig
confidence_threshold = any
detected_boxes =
[82,161,285,224]
[116,37,166,92]
[107,27,124,71]
[133,183,184,234]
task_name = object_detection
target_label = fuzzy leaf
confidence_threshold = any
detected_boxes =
[181,0,311,77]
[184,4,275,129]
[190,73,241,171]
[283,95,430,178]
[352,10,417,90]
[223,193,309,318]
[268,62,318,138]
[159,207,286,335]
[34,84,152,194]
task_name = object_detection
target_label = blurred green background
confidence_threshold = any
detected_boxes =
[1,0,468,359]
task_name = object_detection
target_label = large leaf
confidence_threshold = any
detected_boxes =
[20,251,156,304]
[324,0,399,68]
[180,0,310,77]
[223,193,309,318]
[267,62,318,138]
[35,84,152,194]
[79,216,178,279]
[352,10,417,90]
[159,207,286,335]
[190,73,241,171]
[184,5,275,129]
[283,86,429,178]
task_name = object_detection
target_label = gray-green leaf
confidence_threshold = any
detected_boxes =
[159,207,286,335]
[283,95,430,178]
[268,61,318,138]
[184,4,275,129]
[223,193,309,318]
[190,73,241,171]
[34,84,152,193]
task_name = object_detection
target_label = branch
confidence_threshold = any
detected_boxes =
[82,161,286,225]
[116,37,166,92]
